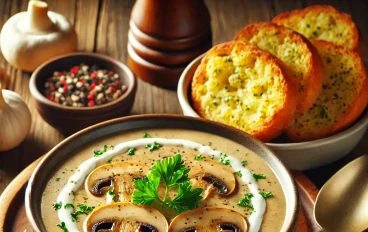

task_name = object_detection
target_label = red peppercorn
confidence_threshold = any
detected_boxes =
[88,94,95,100]
[111,86,116,93]
[63,85,68,92]
[88,100,95,107]
[114,80,120,86]
[50,86,55,91]
[108,71,114,76]
[90,72,97,79]
[57,72,63,76]
[62,80,67,85]
[70,66,79,74]
[89,83,96,91]
[79,79,84,83]
[98,80,102,85]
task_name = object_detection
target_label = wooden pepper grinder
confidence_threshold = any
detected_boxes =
[128,0,212,89]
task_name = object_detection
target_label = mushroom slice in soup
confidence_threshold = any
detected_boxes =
[189,160,236,199]
[168,207,248,232]
[83,202,168,232]
[85,162,150,202]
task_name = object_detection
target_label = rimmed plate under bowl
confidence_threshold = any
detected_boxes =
[29,52,137,135]
[178,55,368,170]
[25,114,299,231]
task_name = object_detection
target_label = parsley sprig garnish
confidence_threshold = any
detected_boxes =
[132,154,203,213]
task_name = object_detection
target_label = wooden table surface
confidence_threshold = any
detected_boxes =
[0,0,367,195]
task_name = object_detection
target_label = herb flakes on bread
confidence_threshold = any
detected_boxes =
[235,22,324,115]
[191,41,297,142]
[285,40,368,142]
[272,5,361,55]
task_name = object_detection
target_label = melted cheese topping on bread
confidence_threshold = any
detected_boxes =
[273,5,358,50]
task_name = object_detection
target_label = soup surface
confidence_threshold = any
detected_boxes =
[41,129,286,232]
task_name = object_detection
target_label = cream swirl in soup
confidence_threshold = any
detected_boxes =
[41,129,286,232]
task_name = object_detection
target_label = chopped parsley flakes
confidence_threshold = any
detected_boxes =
[53,201,62,210]
[259,191,273,199]
[235,171,242,177]
[194,154,204,160]
[219,153,231,165]
[108,189,118,202]
[237,193,254,210]
[146,141,161,152]
[241,160,248,167]
[64,203,74,209]
[252,173,266,181]
[127,148,136,156]
[56,177,60,182]
[93,144,114,157]
[57,221,68,232]
[320,107,329,119]
[70,204,95,222]
[143,132,151,138]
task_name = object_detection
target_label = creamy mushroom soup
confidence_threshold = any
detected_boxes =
[41,129,286,232]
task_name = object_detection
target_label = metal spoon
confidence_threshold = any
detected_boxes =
[314,155,368,232]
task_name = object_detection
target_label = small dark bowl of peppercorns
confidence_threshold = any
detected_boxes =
[30,53,137,134]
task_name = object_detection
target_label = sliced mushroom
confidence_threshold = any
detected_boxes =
[189,160,236,199]
[85,162,150,203]
[168,207,248,232]
[84,202,168,232]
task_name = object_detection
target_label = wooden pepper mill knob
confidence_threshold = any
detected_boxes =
[128,0,212,89]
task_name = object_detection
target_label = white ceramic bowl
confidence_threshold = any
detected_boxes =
[178,55,368,170]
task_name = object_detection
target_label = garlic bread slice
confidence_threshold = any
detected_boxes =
[235,22,324,115]
[272,5,361,55]
[286,40,368,141]
[192,41,297,142]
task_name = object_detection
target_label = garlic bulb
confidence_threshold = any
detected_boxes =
[0,85,32,151]
[0,0,77,71]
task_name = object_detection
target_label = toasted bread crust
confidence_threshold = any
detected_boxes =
[272,5,360,54]
[235,22,324,115]
[286,40,368,141]
[192,41,297,142]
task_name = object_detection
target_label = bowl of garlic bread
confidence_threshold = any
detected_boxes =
[178,5,368,170]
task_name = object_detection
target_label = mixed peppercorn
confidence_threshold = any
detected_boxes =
[43,64,127,107]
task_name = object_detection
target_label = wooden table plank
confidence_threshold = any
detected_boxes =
[0,0,367,195]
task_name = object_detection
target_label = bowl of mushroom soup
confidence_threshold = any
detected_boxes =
[25,115,299,232]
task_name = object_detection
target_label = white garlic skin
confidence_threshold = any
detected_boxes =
[0,89,32,152]
[0,1,77,72]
